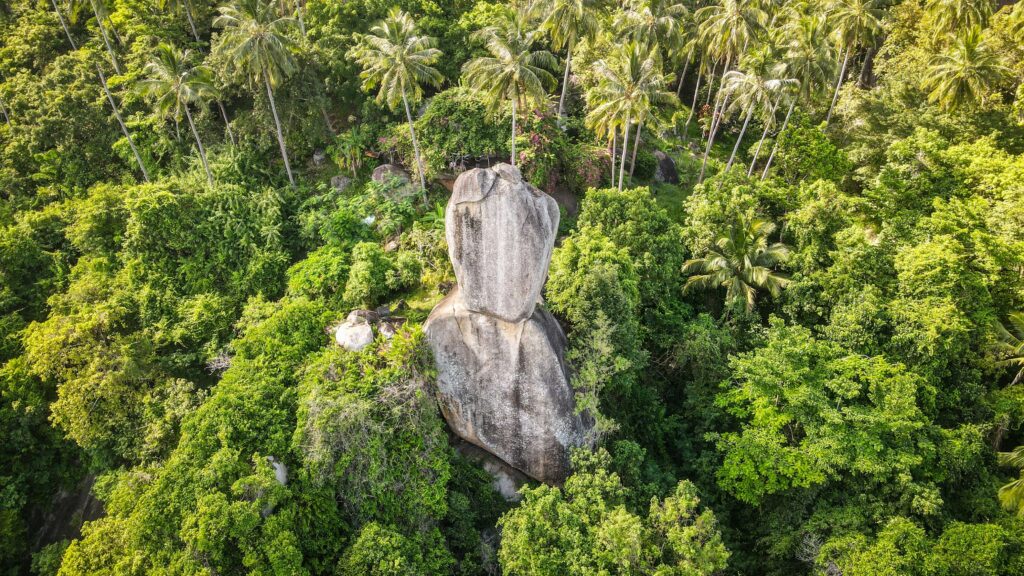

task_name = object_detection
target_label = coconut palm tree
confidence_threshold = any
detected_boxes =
[584,81,625,187]
[214,0,298,186]
[696,0,767,66]
[157,0,202,42]
[542,0,601,120]
[207,82,236,146]
[681,54,707,141]
[757,12,832,180]
[922,25,1007,111]
[995,312,1024,387]
[615,0,690,55]
[67,0,121,73]
[463,9,557,168]
[926,0,994,33]
[998,445,1024,515]
[825,0,884,124]
[749,76,797,176]
[1009,2,1024,44]
[720,69,792,175]
[683,214,792,313]
[783,12,835,103]
[736,30,794,175]
[139,44,216,184]
[49,0,149,181]
[586,42,674,191]
[695,0,768,136]
[349,8,443,196]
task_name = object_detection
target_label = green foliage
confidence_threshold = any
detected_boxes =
[286,245,351,306]
[820,517,1024,576]
[575,186,688,347]
[713,319,945,508]
[547,227,641,357]
[337,522,453,575]
[410,86,510,177]
[343,241,395,307]
[3,0,1024,572]
[770,112,851,185]
[498,448,730,576]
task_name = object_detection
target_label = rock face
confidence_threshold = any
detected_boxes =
[446,163,559,323]
[425,164,590,484]
[335,319,374,352]
[371,163,410,184]
[330,174,352,192]
[653,150,679,184]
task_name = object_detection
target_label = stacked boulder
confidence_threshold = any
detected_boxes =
[425,163,591,484]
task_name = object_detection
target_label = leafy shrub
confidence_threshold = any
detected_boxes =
[386,250,423,292]
[404,87,511,178]
[286,245,352,305]
[344,242,394,307]
[771,112,851,184]
[498,448,730,575]
[631,148,656,181]
[576,187,688,347]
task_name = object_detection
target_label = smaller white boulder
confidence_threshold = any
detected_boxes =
[335,320,374,352]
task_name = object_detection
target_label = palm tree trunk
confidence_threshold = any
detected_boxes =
[826,46,850,125]
[558,46,572,120]
[106,14,123,45]
[629,119,642,183]
[703,54,731,146]
[683,63,703,143]
[0,96,11,127]
[264,70,294,186]
[724,103,754,175]
[761,99,795,181]
[606,128,614,186]
[618,113,631,192]
[97,66,148,181]
[92,2,121,74]
[52,0,79,49]
[859,44,878,88]
[698,92,730,184]
[216,99,235,145]
[676,51,691,97]
[184,104,212,184]
[402,89,427,200]
[510,96,517,167]
[184,0,200,42]
[295,0,306,37]
[749,95,780,176]
[704,60,719,107]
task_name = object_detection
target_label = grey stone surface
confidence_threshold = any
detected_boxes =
[425,288,589,483]
[372,163,411,184]
[334,320,374,352]
[446,163,559,323]
[330,175,352,192]
[452,438,530,502]
[653,150,679,184]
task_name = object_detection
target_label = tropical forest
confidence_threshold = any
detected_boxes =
[2,0,1024,574]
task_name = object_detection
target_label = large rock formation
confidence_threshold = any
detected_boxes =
[445,164,560,323]
[425,164,590,484]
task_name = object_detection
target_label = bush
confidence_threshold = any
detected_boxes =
[386,250,423,292]
[286,245,352,305]
[344,242,394,307]
[631,148,656,181]
[771,112,851,184]
[405,87,510,178]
